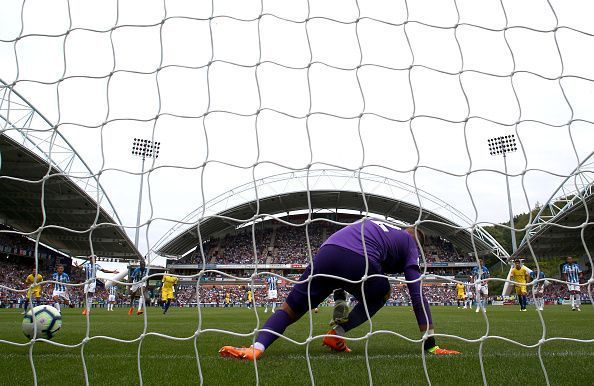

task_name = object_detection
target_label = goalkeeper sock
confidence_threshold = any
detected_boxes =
[340,303,370,333]
[423,329,436,351]
[340,296,385,333]
[164,299,171,313]
[255,309,292,349]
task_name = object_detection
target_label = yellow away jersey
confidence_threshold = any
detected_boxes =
[25,274,43,290]
[456,283,465,296]
[162,275,178,290]
[511,267,528,284]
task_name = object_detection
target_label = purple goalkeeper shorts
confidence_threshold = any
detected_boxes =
[285,244,390,315]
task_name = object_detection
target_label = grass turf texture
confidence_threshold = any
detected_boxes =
[0,306,592,385]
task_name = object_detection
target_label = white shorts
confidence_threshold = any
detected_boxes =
[465,292,473,299]
[52,290,69,300]
[131,283,146,293]
[108,294,116,302]
[84,282,96,294]
[533,280,550,295]
[567,284,580,292]
[475,283,488,296]
[267,290,277,300]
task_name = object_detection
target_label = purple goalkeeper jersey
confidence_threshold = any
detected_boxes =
[322,220,420,274]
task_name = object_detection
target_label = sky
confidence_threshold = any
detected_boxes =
[1,0,593,270]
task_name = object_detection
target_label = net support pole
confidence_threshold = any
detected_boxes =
[131,137,160,251]
[502,152,517,252]
[134,156,146,249]
[488,134,518,254]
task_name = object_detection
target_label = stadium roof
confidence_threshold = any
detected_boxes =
[155,169,509,260]
[0,80,140,259]
[515,154,594,258]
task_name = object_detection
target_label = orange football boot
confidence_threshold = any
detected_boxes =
[428,346,461,355]
[128,307,134,316]
[322,330,351,353]
[219,346,263,361]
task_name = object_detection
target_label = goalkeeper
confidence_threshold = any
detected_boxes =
[219,220,461,360]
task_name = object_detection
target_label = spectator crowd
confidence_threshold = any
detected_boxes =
[2,222,588,310]
[172,223,474,267]
[0,260,119,308]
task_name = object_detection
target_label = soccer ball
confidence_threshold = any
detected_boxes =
[22,305,62,340]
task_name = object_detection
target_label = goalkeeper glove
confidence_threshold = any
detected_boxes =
[330,299,350,326]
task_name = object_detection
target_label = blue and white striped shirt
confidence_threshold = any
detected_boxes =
[267,276,277,292]
[83,262,102,281]
[130,267,147,283]
[472,265,490,280]
[530,271,545,281]
[52,272,70,292]
[109,286,117,296]
[562,263,581,284]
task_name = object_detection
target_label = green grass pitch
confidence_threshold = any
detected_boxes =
[0,305,592,385]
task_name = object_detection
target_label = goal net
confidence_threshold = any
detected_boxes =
[0,0,593,385]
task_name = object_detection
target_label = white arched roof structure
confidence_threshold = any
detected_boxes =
[0,79,139,259]
[516,152,594,258]
[154,169,509,261]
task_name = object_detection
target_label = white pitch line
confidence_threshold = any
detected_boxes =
[1,351,592,360]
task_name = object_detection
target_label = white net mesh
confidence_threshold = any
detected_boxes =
[1,0,593,385]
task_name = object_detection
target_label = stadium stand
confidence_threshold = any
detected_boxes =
[2,212,584,310]
[0,226,114,308]
[171,221,475,266]
[0,260,108,308]
[219,229,271,265]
